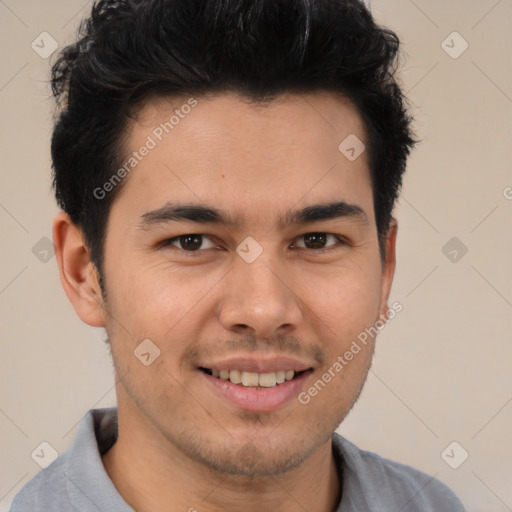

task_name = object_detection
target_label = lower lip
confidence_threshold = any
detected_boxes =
[200,370,312,412]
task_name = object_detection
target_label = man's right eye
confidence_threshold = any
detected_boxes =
[161,234,217,253]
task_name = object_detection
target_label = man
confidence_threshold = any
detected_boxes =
[10,0,467,510]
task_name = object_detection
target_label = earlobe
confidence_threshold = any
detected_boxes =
[52,211,106,328]
[378,218,398,320]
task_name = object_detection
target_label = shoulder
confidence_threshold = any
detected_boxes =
[333,433,466,511]
[9,408,118,512]
[9,454,70,511]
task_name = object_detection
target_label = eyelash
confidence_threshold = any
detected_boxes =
[160,233,349,257]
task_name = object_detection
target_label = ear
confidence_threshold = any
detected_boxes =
[378,217,398,321]
[52,211,106,327]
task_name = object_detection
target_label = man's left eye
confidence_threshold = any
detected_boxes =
[293,233,346,251]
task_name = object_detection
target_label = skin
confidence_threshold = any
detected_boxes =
[53,90,397,512]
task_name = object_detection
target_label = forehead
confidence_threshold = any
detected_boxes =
[114,90,374,228]
[131,90,366,149]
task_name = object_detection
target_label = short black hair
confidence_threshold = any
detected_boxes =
[50,0,416,295]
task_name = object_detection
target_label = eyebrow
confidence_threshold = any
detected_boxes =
[137,200,369,231]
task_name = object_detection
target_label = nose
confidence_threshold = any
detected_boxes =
[217,254,304,339]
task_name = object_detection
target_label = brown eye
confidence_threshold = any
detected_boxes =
[294,233,344,250]
[178,234,202,251]
[303,233,327,249]
[164,234,216,252]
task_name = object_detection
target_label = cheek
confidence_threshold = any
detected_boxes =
[106,261,225,344]
[295,259,382,339]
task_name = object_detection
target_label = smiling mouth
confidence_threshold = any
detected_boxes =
[199,367,309,388]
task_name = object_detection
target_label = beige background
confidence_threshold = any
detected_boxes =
[1,1,511,510]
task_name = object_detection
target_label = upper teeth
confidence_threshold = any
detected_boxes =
[211,369,296,387]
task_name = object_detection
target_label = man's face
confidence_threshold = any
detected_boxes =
[98,91,395,475]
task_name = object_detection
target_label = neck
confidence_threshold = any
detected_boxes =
[102,399,341,512]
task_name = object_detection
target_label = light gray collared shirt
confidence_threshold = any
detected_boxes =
[9,407,466,511]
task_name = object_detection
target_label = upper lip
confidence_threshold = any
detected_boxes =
[198,356,314,373]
